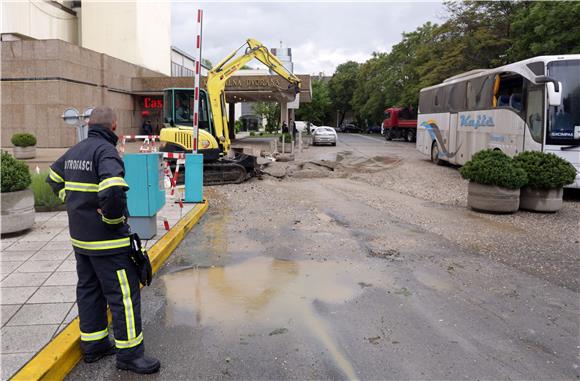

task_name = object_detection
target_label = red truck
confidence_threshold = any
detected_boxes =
[382,107,417,142]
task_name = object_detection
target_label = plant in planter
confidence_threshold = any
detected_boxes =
[513,151,577,212]
[11,133,37,159]
[1,151,35,234]
[30,171,65,212]
[459,149,527,213]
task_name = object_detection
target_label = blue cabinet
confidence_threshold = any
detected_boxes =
[124,153,165,238]
[125,153,165,216]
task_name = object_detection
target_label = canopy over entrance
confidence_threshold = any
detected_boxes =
[132,72,311,103]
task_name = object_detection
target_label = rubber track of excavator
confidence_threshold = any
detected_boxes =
[202,162,248,185]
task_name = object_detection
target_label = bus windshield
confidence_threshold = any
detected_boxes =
[547,60,580,145]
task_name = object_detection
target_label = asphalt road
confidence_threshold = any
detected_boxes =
[68,133,579,380]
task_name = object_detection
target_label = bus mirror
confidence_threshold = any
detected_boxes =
[546,82,562,106]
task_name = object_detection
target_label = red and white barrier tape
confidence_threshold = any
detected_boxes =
[119,135,159,156]
[162,152,186,160]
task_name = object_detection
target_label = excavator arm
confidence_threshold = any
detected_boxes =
[207,38,301,152]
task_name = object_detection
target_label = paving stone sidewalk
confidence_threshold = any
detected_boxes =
[0,193,195,380]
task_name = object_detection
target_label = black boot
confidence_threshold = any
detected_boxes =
[116,355,160,374]
[84,344,116,364]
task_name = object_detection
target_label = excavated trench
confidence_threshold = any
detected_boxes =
[261,151,401,180]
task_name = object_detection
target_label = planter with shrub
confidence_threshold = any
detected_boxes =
[459,149,527,213]
[31,171,66,212]
[513,151,577,212]
[1,151,35,234]
[11,133,37,159]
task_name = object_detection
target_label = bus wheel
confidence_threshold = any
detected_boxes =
[406,130,416,142]
[385,130,392,141]
[431,141,443,165]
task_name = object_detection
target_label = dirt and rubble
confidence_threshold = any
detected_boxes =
[253,136,580,291]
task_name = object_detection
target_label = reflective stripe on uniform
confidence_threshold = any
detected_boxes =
[102,215,125,225]
[71,237,130,250]
[115,332,143,349]
[65,181,99,192]
[80,328,108,342]
[49,168,64,183]
[98,177,129,192]
[116,269,136,341]
[58,188,66,202]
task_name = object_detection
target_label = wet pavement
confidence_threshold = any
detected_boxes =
[68,134,579,380]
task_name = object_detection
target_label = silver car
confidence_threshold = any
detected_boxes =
[312,127,337,146]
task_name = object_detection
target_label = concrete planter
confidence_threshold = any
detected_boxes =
[519,187,563,213]
[13,146,36,159]
[1,189,35,234]
[467,182,520,214]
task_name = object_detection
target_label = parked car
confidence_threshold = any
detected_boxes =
[366,124,382,134]
[342,123,361,133]
[294,121,307,132]
[308,123,319,134]
[312,127,337,146]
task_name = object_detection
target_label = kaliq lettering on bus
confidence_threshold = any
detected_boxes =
[460,114,495,129]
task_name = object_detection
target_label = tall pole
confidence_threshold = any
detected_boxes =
[192,9,203,154]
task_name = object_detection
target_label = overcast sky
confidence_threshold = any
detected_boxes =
[172,1,447,75]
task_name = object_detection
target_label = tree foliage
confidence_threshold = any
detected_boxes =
[328,61,359,126]
[329,0,580,126]
[252,102,280,132]
[509,2,580,60]
[295,78,333,126]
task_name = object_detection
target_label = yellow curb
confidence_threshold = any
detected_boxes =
[11,200,208,381]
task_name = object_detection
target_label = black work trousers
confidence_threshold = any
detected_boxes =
[75,250,144,361]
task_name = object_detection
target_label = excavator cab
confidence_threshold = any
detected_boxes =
[160,88,222,162]
[163,88,212,133]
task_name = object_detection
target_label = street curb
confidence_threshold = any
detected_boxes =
[11,200,209,381]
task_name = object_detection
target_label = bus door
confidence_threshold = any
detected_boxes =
[448,112,459,164]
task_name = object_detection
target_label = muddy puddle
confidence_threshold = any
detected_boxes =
[161,256,392,379]
[162,256,390,327]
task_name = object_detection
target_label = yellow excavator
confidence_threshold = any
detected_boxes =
[159,38,301,185]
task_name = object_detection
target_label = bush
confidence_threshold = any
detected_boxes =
[11,133,37,147]
[459,149,527,189]
[514,151,577,189]
[30,171,63,209]
[280,133,292,143]
[234,120,242,133]
[249,131,256,137]
[1,151,31,192]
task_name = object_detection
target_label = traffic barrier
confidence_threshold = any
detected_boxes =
[119,135,159,155]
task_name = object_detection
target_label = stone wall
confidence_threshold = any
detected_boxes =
[1,39,162,148]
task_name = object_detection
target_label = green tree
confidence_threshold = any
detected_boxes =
[252,102,280,132]
[328,61,359,126]
[295,79,332,125]
[201,58,213,69]
[510,2,580,60]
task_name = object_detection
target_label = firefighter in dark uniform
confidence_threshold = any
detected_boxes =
[47,107,160,374]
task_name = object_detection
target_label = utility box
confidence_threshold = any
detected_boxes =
[184,154,203,203]
[124,153,165,239]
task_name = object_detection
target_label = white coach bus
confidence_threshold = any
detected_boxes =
[416,55,580,188]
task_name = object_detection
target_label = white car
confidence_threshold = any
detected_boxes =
[294,121,307,132]
[312,126,337,146]
[308,124,318,134]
